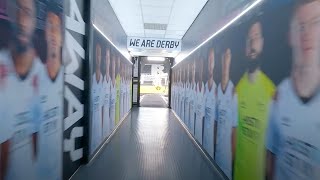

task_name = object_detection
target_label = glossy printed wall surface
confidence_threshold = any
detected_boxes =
[172,0,320,179]
[63,0,89,178]
[89,29,132,156]
[176,0,256,62]
[0,0,64,179]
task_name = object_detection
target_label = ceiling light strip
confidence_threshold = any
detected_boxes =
[92,23,133,64]
[173,0,263,68]
[148,57,165,61]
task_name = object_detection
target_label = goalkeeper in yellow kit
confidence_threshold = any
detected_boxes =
[234,19,275,180]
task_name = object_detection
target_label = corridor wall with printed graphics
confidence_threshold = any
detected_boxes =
[89,28,132,156]
[63,0,89,179]
[0,0,64,180]
[172,0,320,179]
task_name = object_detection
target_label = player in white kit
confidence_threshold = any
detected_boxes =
[126,65,129,113]
[109,54,117,132]
[203,48,217,158]
[123,64,127,116]
[215,48,237,179]
[176,69,181,117]
[119,62,124,119]
[90,43,103,154]
[123,63,126,116]
[102,48,111,138]
[127,65,131,112]
[121,63,126,118]
[195,57,205,144]
[123,65,127,115]
[266,1,320,179]
[175,70,179,113]
[188,61,197,134]
[0,0,42,179]
[172,72,176,111]
[123,63,126,118]
[184,64,191,129]
[180,66,186,122]
[37,3,64,180]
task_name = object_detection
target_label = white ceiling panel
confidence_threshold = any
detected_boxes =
[144,29,166,35]
[144,17,170,24]
[141,0,173,7]
[142,8,172,17]
[145,34,165,38]
[165,30,185,35]
[165,34,184,39]
[108,0,208,57]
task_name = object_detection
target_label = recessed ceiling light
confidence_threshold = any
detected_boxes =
[148,57,165,61]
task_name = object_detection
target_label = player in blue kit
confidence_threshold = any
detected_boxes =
[266,1,320,179]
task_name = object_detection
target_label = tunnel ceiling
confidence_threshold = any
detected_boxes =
[107,0,256,59]
[108,0,208,39]
[108,0,208,57]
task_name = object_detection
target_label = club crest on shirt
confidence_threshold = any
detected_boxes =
[281,117,291,127]
[41,95,48,104]
[240,101,246,109]
[257,100,267,112]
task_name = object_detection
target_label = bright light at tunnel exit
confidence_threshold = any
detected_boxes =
[173,0,264,67]
[148,57,166,61]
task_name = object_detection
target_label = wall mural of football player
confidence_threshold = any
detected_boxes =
[115,56,121,125]
[180,65,186,122]
[120,61,124,119]
[37,2,64,180]
[0,0,43,179]
[126,64,130,114]
[195,55,205,144]
[215,48,237,179]
[184,64,191,129]
[171,71,174,110]
[89,31,132,155]
[203,48,217,158]
[90,42,103,155]
[110,53,117,133]
[189,60,197,134]
[102,48,111,138]
[233,20,275,180]
[171,1,320,180]
[266,0,320,179]
[123,64,126,114]
[176,68,181,117]
[174,70,178,112]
